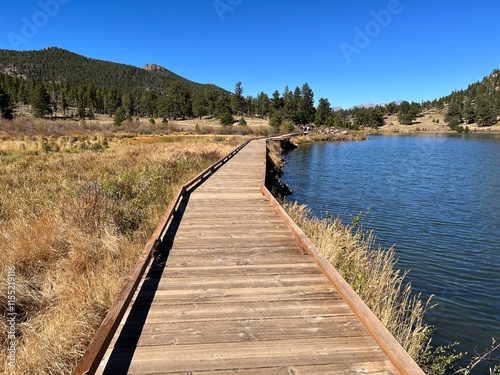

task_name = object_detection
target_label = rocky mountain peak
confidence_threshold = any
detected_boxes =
[143,63,167,72]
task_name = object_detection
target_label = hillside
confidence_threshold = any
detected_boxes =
[439,69,500,128]
[0,47,210,93]
[0,47,229,120]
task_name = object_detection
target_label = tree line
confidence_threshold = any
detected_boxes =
[443,69,500,128]
[0,48,498,129]
[0,70,435,130]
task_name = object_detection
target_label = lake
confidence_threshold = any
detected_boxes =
[282,133,500,369]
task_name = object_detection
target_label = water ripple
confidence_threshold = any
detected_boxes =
[283,134,500,368]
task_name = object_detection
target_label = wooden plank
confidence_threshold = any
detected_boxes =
[161,240,301,250]
[132,286,338,304]
[136,273,336,291]
[109,316,371,348]
[147,263,322,278]
[97,338,396,374]
[162,254,312,267]
[152,362,396,374]
[118,299,353,324]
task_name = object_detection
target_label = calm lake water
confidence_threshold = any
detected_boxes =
[282,134,500,369]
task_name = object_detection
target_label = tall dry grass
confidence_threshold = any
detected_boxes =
[282,201,434,366]
[0,131,242,374]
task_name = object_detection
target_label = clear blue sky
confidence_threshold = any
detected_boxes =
[1,0,499,108]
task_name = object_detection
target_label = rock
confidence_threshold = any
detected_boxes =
[143,63,167,72]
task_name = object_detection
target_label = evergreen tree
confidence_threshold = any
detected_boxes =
[269,110,284,131]
[192,92,209,119]
[297,83,316,125]
[385,101,398,115]
[219,111,235,126]
[270,89,283,114]
[163,82,192,120]
[113,106,127,126]
[315,97,332,126]
[215,93,232,118]
[245,95,256,117]
[231,81,245,115]
[463,98,476,124]
[204,85,219,115]
[30,83,52,118]
[77,102,86,120]
[398,101,415,125]
[140,90,158,118]
[256,92,270,118]
[444,101,463,127]
[0,88,14,120]
[282,86,297,123]
[476,97,496,126]
[410,101,422,119]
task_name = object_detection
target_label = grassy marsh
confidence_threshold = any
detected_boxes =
[0,119,246,374]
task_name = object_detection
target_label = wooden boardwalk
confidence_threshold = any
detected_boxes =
[76,139,423,374]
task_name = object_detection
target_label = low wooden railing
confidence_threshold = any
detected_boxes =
[72,138,254,375]
[261,138,425,375]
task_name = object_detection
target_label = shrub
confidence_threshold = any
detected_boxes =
[219,111,235,126]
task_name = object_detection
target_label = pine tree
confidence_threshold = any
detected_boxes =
[463,98,475,124]
[315,98,332,126]
[31,83,52,118]
[270,89,283,115]
[256,92,270,118]
[269,110,284,131]
[282,86,298,123]
[0,88,14,120]
[444,101,463,128]
[398,101,415,125]
[113,106,127,126]
[297,83,316,125]
[476,97,496,126]
[231,81,245,115]
[219,111,235,126]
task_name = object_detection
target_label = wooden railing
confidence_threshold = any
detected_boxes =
[72,139,254,375]
[261,138,425,375]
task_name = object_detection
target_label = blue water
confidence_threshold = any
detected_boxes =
[282,134,500,370]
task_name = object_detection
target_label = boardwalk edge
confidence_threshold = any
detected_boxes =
[262,137,425,375]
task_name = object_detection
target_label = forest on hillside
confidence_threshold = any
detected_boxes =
[0,48,499,130]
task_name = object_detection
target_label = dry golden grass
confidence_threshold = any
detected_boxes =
[282,201,434,365]
[0,129,244,374]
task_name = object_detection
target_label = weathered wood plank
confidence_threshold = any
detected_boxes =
[138,274,331,291]
[119,299,352,324]
[132,286,338,304]
[98,338,394,374]
[147,263,322,279]
[110,316,371,348]
[142,363,396,375]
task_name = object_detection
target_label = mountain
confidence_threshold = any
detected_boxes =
[0,47,218,94]
[0,47,230,120]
